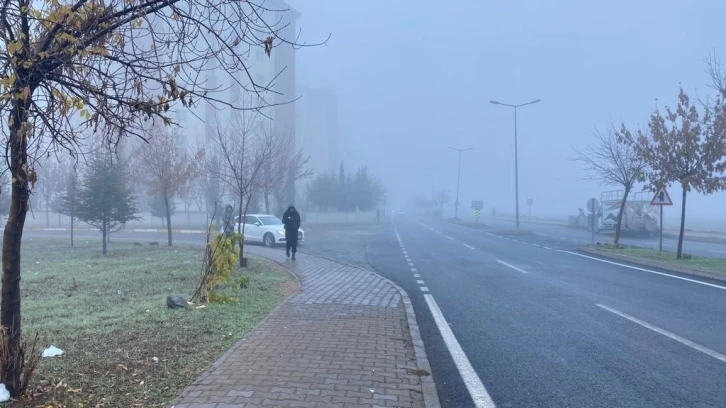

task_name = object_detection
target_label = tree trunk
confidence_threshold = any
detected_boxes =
[264,192,270,214]
[45,199,50,227]
[677,185,687,259]
[70,215,74,248]
[102,220,108,255]
[57,212,61,227]
[164,194,173,246]
[2,103,31,397]
[613,185,631,247]
[238,190,245,267]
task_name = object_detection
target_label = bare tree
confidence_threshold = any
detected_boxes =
[210,104,275,266]
[257,121,311,213]
[0,0,322,394]
[135,124,201,246]
[574,128,645,246]
[620,87,726,258]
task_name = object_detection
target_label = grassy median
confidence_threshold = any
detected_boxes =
[7,238,294,407]
[586,244,726,278]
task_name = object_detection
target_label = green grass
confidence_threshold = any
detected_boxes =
[588,244,726,277]
[7,238,294,407]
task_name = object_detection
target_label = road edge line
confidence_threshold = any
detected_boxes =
[580,247,726,283]
[558,250,726,290]
[423,294,496,408]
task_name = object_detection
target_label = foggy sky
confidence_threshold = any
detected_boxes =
[292,0,726,223]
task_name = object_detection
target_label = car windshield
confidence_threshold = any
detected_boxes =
[258,216,283,225]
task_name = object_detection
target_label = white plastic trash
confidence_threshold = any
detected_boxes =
[0,383,9,402]
[42,345,64,358]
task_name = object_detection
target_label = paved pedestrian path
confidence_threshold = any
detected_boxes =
[169,246,439,408]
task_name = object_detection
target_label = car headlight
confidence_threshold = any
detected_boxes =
[277,230,285,235]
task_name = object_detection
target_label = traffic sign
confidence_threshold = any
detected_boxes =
[587,198,599,213]
[474,209,481,218]
[527,198,533,206]
[471,200,483,210]
[650,187,673,206]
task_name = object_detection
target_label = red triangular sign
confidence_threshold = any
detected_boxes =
[650,187,673,206]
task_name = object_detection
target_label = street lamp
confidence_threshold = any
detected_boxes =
[448,147,474,220]
[490,99,541,231]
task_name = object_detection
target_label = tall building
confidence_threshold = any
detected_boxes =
[296,86,339,177]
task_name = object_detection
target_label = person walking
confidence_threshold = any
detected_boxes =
[282,205,301,260]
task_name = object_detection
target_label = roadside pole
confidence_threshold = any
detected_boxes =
[659,206,663,252]
[587,197,599,246]
[650,187,673,253]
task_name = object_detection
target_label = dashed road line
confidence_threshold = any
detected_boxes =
[411,268,418,272]
[413,273,421,278]
[420,286,430,292]
[597,304,726,364]
[416,280,425,285]
[497,260,529,274]
[463,244,475,250]
[445,235,454,240]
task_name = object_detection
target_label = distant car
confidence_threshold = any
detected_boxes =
[220,214,305,247]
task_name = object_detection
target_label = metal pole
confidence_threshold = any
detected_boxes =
[455,150,462,219]
[591,213,595,245]
[514,107,520,231]
[659,205,663,252]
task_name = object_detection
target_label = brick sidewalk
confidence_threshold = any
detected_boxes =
[169,247,439,408]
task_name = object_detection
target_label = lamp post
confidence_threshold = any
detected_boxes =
[490,99,541,231]
[448,147,474,220]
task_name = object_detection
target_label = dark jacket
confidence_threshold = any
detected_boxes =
[282,208,301,232]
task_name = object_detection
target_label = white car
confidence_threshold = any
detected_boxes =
[221,214,304,247]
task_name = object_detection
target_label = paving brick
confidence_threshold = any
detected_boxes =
[168,249,428,408]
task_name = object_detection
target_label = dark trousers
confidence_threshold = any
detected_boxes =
[285,231,298,254]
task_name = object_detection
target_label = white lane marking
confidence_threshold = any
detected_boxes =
[434,230,441,234]
[463,244,475,250]
[558,250,726,290]
[420,286,430,292]
[543,246,552,250]
[424,294,496,408]
[710,250,726,254]
[411,268,418,272]
[496,260,529,274]
[596,304,726,364]
[485,232,496,237]
[532,244,541,248]
[408,262,414,267]
[416,280,425,285]
[413,273,421,278]
[445,235,454,240]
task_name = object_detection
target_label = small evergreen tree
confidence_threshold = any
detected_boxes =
[76,155,139,254]
[149,196,176,227]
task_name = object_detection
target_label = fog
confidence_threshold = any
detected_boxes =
[293,0,726,227]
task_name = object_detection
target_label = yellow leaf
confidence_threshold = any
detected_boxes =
[22,61,32,69]
[7,41,22,55]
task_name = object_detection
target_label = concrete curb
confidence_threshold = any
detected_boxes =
[297,250,442,408]
[580,247,726,283]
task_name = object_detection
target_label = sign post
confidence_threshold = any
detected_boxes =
[471,200,483,224]
[650,187,673,252]
[587,198,599,245]
[527,198,533,220]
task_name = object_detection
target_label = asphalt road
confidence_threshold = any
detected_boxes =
[367,215,726,408]
[477,216,726,259]
[24,223,726,407]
